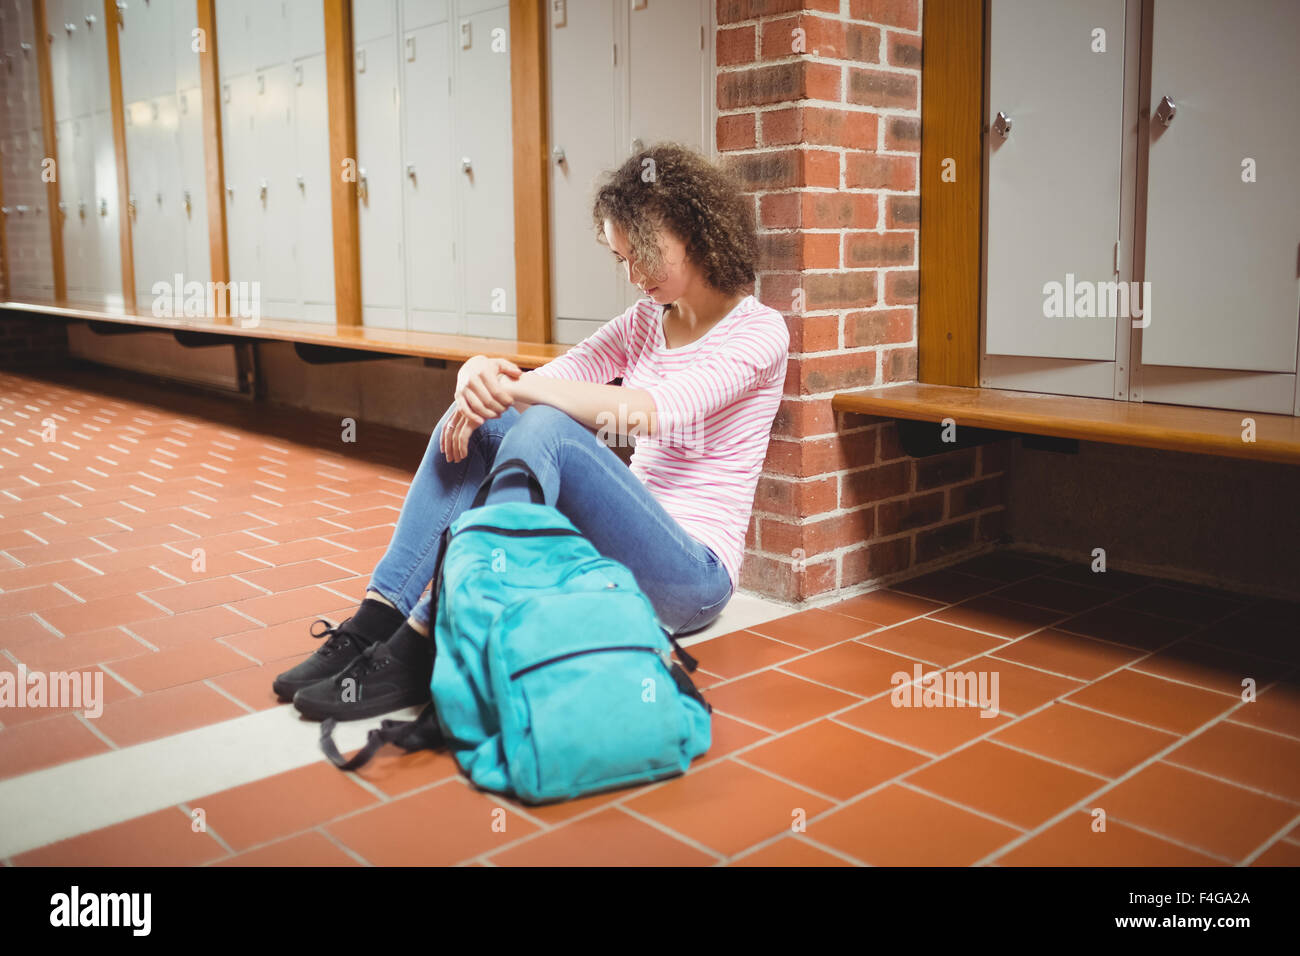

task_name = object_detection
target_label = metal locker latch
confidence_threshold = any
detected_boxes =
[19,42,31,54]
[99,198,108,216]
[460,20,471,49]
[405,163,416,183]
[182,190,191,215]
[78,200,86,219]
[225,183,234,199]
[1155,95,1176,127]
[57,200,67,215]
[259,179,267,202]
[992,111,1012,140]
[84,13,97,27]
[127,196,136,218]
[461,157,472,175]
[64,22,76,33]
[552,146,565,166]
[357,168,368,202]
[0,206,8,215]
[15,204,29,214]
[406,36,415,61]
[356,49,366,73]
[296,174,305,190]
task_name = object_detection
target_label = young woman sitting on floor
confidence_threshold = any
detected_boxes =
[273,141,791,721]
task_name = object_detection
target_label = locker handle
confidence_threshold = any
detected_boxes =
[99,198,108,216]
[226,183,234,198]
[259,179,268,202]
[1155,95,1176,128]
[552,147,565,166]
[183,190,192,215]
[357,169,368,202]
[78,200,86,218]
[63,22,76,33]
[296,174,305,190]
[84,13,97,27]
[0,207,8,215]
[992,111,1012,140]
[461,157,472,175]
[127,196,136,219]
[19,42,31,53]
[15,204,29,213]
[406,164,416,183]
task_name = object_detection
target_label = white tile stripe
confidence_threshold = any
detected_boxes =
[0,593,793,860]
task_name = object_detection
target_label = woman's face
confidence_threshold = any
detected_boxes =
[603,219,691,305]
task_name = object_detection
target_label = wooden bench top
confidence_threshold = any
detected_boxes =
[833,383,1300,467]
[0,299,569,368]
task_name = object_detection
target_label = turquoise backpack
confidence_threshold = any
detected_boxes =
[322,457,714,805]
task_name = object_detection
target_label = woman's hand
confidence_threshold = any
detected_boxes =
[440,405,477,463]
[455,355,522,428]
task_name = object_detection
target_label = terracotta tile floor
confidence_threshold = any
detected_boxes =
[2,367,1299,866]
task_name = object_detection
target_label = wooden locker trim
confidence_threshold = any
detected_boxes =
[324,0,362,327]
[103,0,135,312]
[196,0,231,323]
[33,0,65,301]
[917,0,983,387]
[509,0,550,344]
[0,105,7,300]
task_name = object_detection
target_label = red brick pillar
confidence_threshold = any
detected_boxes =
[717,0,1009,604]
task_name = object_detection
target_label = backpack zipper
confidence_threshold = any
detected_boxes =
[510,645,666,681]
[454,524,584,539]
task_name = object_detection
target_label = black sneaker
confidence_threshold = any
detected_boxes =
[271,617,376,701]
[292,639,433,722]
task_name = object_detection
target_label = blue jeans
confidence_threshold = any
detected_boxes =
[367,402,734,636]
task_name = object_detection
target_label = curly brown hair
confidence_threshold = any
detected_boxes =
[590,142,758,297]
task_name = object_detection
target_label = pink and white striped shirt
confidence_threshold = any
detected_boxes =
[530,294,790,590]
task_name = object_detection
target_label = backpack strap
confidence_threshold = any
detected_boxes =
[663,629,700,673]
[668,660,711,715]
[319,703,445,772]
[470,456,546,509]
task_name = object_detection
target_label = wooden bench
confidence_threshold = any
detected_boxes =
[0,300,569,369]
[833,383,1300,467]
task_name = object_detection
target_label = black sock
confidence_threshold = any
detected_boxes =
[349,597,406,646]
[384,620,435,669]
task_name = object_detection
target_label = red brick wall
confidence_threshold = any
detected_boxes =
[716,0,1011,603]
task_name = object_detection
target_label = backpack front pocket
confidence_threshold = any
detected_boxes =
[489,591,691,803]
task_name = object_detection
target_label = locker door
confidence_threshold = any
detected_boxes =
[47,1,74,123]
[177,87,210,286]
[293,53,334,319]
[627,0,705,150]
[547,0,622,341]
[289,0,326,59]
[983,0,1126,370]
[453,2,513,337]
[80,0,111,114]
[118,0,172,104]
[221,73,257,292]
[89,109,122,306]
[252,0,289,72]
[354,29,405,326]
[174,1,201,92]
[256,65,298,317]
[125,100,157,305]
[73,118,98,300]
[353,0,395,45]
[55,118,82,297]
[215,0,252,79]
[1139,0,1300,413]
[402,20,456,331]
[152,95,186,295]
[403,0,446,32]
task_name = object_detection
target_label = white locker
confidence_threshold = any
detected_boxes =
[48,1,74,123]
[119,0,173,104]
[453,2,513,338]
[403,0,447,32]
[174,2,201,92]
[1138,0,1300,414]
[54,119,82,297]
[125,100,157,304]
[253,0,290,72]
[216,0,253,80]
[257,64,299,316]
[89,109,121,306]
[81,0,111,115]
[402,19,456,331]
[178,88,209,286]
[289,0,326,59]
[982,0,1127,391]
[222,73,258,291]
[293,53,334,319]
[152,94,186,298]
[354,0,396,44]
[354,27,405,326]
[547,0,622,342]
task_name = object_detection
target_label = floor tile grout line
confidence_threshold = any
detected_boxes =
[201,680,258,717]
[177,803,238,857]
[1157,756,1300,808]
[974,691,1277,866]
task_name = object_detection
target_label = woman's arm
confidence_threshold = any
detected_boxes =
[505,370,658,437]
